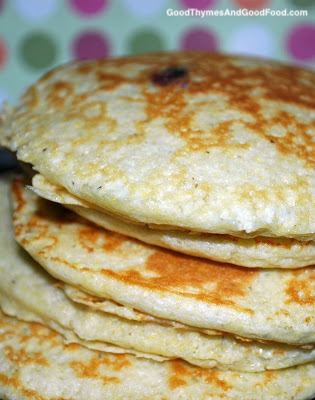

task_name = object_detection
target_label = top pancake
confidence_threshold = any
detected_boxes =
[1,52,314,238]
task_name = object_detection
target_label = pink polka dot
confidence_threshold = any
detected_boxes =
[179,0,217,9]
[234,0,269,9]
[0,0,4,14]
[0,38,7,70]
[180,27,219,52]
[69,0,109,16]
[72,31,111,60]
[286,23,315,61]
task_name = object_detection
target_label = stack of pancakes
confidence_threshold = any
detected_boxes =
[0,52,314,399]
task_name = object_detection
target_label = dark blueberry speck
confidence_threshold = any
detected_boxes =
[270,140,275,143]
[152,66,188,86]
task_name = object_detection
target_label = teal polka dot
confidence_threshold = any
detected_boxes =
[19,32,57,70]
[127,29,164,54]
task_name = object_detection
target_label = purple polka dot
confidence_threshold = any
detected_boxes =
[286,23,315,61]
[69,0,109,16]
[0,0,3,14]
[179,0,217,10]
[72,31,111,60]
[180,27,219,52]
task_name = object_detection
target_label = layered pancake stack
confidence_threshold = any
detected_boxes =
[0,52,314,399]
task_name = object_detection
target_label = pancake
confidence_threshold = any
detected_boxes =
[1,52,314,240]
[4,279,315,372]
[1,313,315,400]
[11,177,315,345]
[29,173,315,268]
[62,283,229,335]
[2,177,314,372]
[0,293,164,361]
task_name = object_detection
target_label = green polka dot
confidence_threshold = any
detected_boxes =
[20,32,57,70]
[127,30,164,54]
[288,0,314,8]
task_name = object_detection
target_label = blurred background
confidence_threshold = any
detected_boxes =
[0,0,314,169]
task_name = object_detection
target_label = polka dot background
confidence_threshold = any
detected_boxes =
[234,0,270,9]
[180,27,219,51]
[179,0,218,9]
[72,30,111,60]
[0,38,6,70]
[69,0,109,17]
[0,0,314,110]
